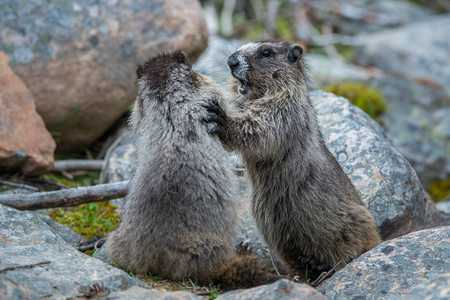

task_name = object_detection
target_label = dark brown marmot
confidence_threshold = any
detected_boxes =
[205,41,382,278]
[103,51,279,290]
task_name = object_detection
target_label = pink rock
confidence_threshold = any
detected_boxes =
[0,51,56,175]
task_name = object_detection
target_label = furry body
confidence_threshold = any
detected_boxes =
[105,51,278,289]
[207,41,381,276]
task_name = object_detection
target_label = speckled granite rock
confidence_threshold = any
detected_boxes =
[312,90,436,236]
[217,279,325,300]
[0,51,55,176]
[0,204,147,298]
[370,75,450,187]
[36,213,84,247]
[0,275,39,300]
[100,131,135,185]
[400,273,450,300]
[318,226,450,299]
[0,0,208,152]
[106,286,203,300]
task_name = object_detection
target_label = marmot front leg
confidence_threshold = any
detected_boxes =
[204,100,265,151]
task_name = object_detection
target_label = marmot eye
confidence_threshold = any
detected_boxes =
[261,50,273,57]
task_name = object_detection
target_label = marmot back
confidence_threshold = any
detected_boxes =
[104,51,279,289]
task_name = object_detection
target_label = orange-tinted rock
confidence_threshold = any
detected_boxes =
[0,51,56,175]
[1,0,208,153]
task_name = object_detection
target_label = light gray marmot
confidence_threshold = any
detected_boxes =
[205,41,382,278]
[104,51,279,290]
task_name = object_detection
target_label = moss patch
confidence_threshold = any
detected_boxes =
[428,177,450,202]
[324,82,387,120]
[43,171,120,240]
[46,201,120,239]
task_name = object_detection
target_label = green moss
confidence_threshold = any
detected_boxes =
[0,185,8,191]
[324,82,387,120]
[41,172,99,188]
[428,178,450,202]
[47,201,120,239]
[44,172,119,240]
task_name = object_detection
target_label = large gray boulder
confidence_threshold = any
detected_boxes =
[354,15,450,95]
[401,274,450,300]
[0,0,208,152]
[0,204,146,298]
[319,226,450,299]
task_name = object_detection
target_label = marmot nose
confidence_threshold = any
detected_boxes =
[227,53,240,70]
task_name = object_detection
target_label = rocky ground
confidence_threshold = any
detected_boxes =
[0,0,449,299]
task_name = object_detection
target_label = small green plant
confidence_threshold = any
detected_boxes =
[324,82,387,120]
[0,185,8,191]
[152,275,163,281]
[128,266,135,277]
[207,283,222,299]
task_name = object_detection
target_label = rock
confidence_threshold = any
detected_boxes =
[319,226,450,299]
[0,275,40,300]
[290,0,434,35]
[36,213,84,246]
[106,286,204,300]
[370,76,450,186]
[436,201,450,214]
[0,51,56,176]
[401,274,450,300]
[312,90,437,236]
[307,54,374,88]
[306,54,449,186]
[0,0,208,152]
[217,279,326,300]
[100,131,135,185]
[353,15,450,95]
[0,204,147,298]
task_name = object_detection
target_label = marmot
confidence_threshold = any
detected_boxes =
[205,41,381,277]
[104,51,279,290]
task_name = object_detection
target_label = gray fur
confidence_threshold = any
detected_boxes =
[104,52,238,282]
[215,41,381,275]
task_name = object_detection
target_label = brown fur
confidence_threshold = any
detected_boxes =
[104,51,279,290]
[205,41,381,278]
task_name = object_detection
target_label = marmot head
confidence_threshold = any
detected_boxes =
[227,41,309,100]
[136,51,199,101]
[131,51,222,131]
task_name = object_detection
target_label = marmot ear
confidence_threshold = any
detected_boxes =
[288,44,303,63]
[136,65,145,78]
[177,51,188,65]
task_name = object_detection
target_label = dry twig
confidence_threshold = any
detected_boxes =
[0,181,129,210]
[52,160,104,172]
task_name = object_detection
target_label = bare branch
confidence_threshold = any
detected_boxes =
[0,180,39,192]
[0,181,129,211]
[52,160,104,172]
